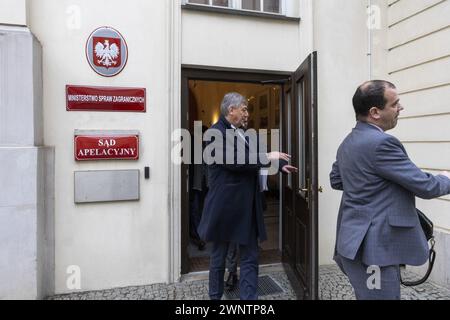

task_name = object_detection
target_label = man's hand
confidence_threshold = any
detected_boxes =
[440,171,450,179]
[267,152,291,162]
[282,165,298,174]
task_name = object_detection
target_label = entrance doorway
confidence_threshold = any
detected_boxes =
[185,80,284,272]
[180,55,318,299]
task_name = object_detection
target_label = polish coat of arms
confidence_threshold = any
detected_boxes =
[93,37,121,68]
[86,27,128,77]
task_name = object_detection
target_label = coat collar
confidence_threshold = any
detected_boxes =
[219,115,233,130]
[355,121,384,133]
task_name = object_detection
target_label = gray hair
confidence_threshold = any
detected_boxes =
[220,92,248,117]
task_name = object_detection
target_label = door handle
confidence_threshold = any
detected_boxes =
[300,178,310,194]
[300,186,323,193]
[301,179,311,208]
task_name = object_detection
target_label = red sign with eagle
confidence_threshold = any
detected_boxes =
[86,27,128,77]
[93,36,121,68]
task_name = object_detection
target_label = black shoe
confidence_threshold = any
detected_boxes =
[225,272,238,290]
[198,240,206,251]
[192,238,206,251]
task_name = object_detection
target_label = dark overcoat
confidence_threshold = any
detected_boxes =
[198,116,286,245]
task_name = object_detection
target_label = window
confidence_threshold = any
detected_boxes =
[242,0,280,13]
[188,0,230,8]
[242,0,261,11]
[186,0,283,15]
[297,80,306,193]
[287,91,292,188]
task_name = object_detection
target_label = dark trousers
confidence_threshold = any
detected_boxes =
[209,224,259,300]
[189,190,203,240]
[338,254,401,300]
[226,243,239,274]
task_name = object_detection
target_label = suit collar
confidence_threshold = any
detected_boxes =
[355,121,384,133]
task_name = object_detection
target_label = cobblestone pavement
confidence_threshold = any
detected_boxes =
[49,264,450,300]
[319,264,450,300]
[49,266,296,300]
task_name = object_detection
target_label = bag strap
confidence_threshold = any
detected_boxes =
[400,238,436,286]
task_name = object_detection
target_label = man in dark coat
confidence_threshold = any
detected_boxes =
[198,92,297,300]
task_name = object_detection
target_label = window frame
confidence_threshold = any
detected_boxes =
[184,0,286,16]
[185,0,232,9]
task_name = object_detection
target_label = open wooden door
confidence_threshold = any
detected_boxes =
[282,52,318,300]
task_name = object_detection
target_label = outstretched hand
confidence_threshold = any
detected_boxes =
[282,165,298,174]
[267,152,291,162]
[440,171,450,179]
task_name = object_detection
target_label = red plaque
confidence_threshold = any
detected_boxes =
[66,85,146,112]
[75,135,139,161]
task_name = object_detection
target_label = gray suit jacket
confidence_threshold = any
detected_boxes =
[330,121,450,267]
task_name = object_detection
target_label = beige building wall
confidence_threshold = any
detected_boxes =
[313,0,383,265]
[181,6,303,71]
[387,0,450,287]
[27,0,174,293]
[388,0,450,227]
[0,0,55,299]
[0,0,27,26]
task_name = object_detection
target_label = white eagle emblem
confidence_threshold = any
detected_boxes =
[94,39,120,68]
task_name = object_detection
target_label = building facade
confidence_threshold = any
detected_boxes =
[0,0,449,299]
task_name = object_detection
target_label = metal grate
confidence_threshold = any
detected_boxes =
[224,275,284,299]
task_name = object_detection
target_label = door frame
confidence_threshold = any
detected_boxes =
[181,65,291,274]
[179,64,318,297]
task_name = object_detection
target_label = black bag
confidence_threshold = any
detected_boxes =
[418,209,434,241]
[400,209,436,286]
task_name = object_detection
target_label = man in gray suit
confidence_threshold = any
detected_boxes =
[330,80,450,300]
